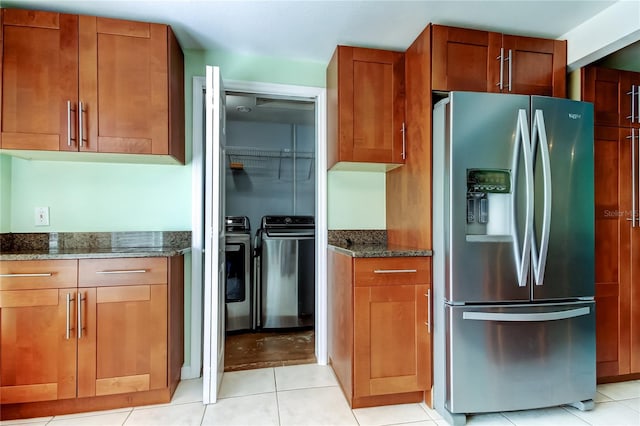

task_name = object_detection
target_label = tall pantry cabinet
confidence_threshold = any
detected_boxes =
[582,66,640,379]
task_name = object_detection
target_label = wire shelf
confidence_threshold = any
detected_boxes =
[225,146,315,180]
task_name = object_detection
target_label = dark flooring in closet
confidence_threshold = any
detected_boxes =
[224,329,316,372]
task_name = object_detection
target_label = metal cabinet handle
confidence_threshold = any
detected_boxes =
[637,86,640,122]
[0,273,53,277]
[628,86,636,123]
[507,49,512,92]
[96,269,147,275]
[77,292,84,339]
[79,101,85,147]
[66,293,74,340]
[629,130,637,228]
[401,122,406,160]
[67,101,73,147]
[425,289,431,334]
[373,269,417,274]
[635,128,637,228]
[496,47,504,90]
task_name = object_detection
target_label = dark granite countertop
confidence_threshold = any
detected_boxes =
[0,231,191,261]
[327,229,432,258]
[0,247,190,261]
[329,242,432,258]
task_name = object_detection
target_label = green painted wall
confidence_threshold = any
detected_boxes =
[0,154,12,233]
[327,170,386,229]
[9,158,191,232]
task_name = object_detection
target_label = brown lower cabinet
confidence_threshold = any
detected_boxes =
[0,256,183,419]
[328,249,431,408]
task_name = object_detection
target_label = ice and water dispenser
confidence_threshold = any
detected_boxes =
[466,169,511,239]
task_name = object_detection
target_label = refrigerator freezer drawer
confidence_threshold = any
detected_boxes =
[446,302,595,414]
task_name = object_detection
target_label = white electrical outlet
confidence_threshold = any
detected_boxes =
[35,207,50,226]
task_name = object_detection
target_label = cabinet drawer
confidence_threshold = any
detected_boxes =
[0,259,77,290]
[354,257,431,286]
[79,257,167,287]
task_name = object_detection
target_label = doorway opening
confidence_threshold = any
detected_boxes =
[193,75,327,403]
[223,91,317,371]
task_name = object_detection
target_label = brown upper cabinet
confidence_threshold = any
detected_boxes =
[582,66,640,128]
[327,46,405,171]
[432,25,566,97]
[1,9,185,163]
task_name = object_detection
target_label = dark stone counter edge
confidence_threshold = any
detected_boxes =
[0,247,191,261]
[328,244,432,258]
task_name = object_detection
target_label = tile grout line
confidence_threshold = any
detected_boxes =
[496,412,517,426]
[273,368,283,426]
[198,403,207,426]
[122,408,134,426]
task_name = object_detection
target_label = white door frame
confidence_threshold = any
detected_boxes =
[192,76,328,401]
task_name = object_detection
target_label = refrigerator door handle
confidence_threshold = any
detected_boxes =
[462,307,590,322]
[531,110,552,286]
[511,109,533,288]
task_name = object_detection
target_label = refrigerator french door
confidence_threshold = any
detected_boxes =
[432,92,595,423]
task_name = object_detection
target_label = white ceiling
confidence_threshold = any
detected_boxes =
[2,0,618,65]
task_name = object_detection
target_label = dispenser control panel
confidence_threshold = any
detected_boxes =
[467,169,511,194]
[466,169,512,229]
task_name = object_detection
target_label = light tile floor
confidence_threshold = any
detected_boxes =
[1,365,639,426]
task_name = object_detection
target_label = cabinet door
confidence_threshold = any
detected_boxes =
[498,35,566,97]
[0,289,77,403]
[619,71,640,129]
[630,128,640,373]
[77,284,167,397]
[1,9,78,151]
[594,127,632,378]
[338,46,405,165]
[79,17,168,155]
[582,67,622,127]
[431,25,490,92]
[353,284,429,397]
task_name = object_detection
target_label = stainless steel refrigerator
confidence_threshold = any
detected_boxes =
[432,92,596,425]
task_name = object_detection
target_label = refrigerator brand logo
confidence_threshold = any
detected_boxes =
[568,113,582,120]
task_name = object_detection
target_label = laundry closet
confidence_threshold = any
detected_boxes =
[222,92,317,371]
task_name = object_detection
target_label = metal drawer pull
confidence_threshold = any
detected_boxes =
[96,269,147,275]
[373,269,417,274]
[0,273,53,278]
